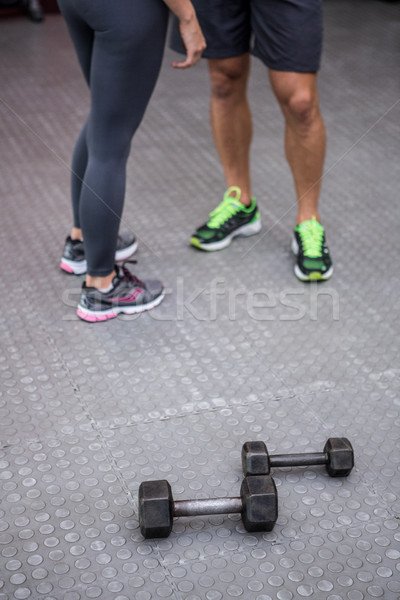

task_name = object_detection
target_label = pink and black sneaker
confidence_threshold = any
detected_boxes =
[76,262,164,322]
[60,232,138,275]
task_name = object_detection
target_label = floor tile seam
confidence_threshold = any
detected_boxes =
[91,427,170,569]
[90,383,351,436]
[0,414,99,450]
[0,301,134,503]
[8,292,134,438]
[356,478,400,521]
[4,282,84,402]
[88,426,138,510]
[0,425,174,581]
[90,384,352,437]
[339,465,400,521]
[0,435,45,452]
[156,567,185,600]
[93,392,296,432]
[88,428,186,599]
[5,385,335,446]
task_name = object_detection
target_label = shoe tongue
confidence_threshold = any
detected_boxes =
[299,217,320,231]
[227,197,241,208]
[298,221,311,231]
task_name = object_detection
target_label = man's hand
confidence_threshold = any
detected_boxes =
[171,14,206,69]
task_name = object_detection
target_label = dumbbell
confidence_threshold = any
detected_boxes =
[242,437,354,478]
[138,475,278,538]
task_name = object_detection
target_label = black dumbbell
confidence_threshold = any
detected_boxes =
[138,475,278,538]
[242,437,354,478]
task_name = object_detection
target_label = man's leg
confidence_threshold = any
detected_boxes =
[269,69,332,281]
[268,70,326,225]
[208,53,252,206]
[190,51,261,252]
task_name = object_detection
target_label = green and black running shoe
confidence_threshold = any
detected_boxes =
[190,186,261,251]
[292,216,333,281]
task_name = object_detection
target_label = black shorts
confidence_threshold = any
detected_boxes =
[170,0,323,72]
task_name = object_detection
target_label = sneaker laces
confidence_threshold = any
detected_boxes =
[297,217,325,258]
[207,187,245,228]
[118,261,146,288]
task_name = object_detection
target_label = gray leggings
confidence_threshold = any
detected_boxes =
[58,0,169,276]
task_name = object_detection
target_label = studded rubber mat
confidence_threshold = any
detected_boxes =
[0,1,399,598]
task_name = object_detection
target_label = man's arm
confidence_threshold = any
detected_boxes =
[162,0,206,68]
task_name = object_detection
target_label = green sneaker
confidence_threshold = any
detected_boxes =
[292,217,333,281]
[190,186,261,251]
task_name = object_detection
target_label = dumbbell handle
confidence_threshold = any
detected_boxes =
[174,497,242,517]
[270,452,327,468]
[243,438,354,477]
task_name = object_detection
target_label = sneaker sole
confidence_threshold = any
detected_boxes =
[76,289,165,323]
[115,239,138,262]
[60,258,87,275]
[291,237,334,282]
[294,264,334,282]
[191,219,261,252]
[60,240,138,276]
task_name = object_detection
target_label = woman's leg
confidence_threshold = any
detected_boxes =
[70,122,88,234]
[57,0,93,234]
[80,0,169,277]
[59,0,169,277]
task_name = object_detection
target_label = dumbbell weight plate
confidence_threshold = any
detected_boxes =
[139,480,173,539]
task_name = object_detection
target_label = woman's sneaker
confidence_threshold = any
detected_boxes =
[190,187,261,251]
[60,232,138,275]
[76,262,164,322]
[292,217,333,281]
